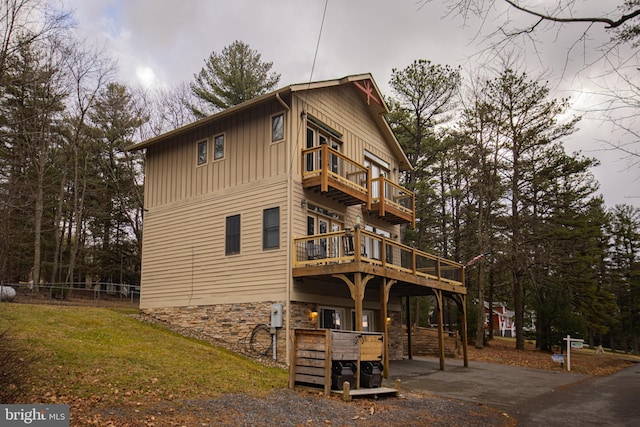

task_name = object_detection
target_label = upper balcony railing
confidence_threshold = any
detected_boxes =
[293,228,464,287]
[370,176,415,226]
[301,145,415,225]
[302,144,369,206]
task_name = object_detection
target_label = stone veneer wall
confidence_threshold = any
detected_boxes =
[142,301,405,365]
[142,301,288,363]
[387,310,403,360]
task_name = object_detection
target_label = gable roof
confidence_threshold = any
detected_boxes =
[126,73,412,171]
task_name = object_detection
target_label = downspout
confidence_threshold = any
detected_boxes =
[276,92,290,112]
[277,91,292,365]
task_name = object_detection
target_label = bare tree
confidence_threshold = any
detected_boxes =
[0,0,70,80]
[139,82,197,138]
[430,1,639,42]
[61,40,116,283]
[422,0,640,172]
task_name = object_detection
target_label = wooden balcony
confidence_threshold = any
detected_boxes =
[302,144,369,206]
[367,177,415,227]
[301,145,415,226]
[293,228,464,293]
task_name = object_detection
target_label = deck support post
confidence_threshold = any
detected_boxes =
[435,289,445,371]
[451,293,469,368]
[405,296,412,360]
[333,272,374,332]
[380,279,395,378]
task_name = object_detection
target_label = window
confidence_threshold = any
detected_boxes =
[225,215,240,255]
[263,207,280,249]
[197,140,207,165]
[214,134,224,160]
[364,152,390,200]
[306,204,343,258]
[272,113,284,142]
[351,310,375,332]
[320,307,344,329]
[364,225,391,262]
[304,119,342,173]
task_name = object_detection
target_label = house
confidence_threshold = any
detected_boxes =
[484,301,515,337]
[127,74,468,371]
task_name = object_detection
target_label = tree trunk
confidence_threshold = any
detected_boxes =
[475,262,485,348]
[32,169,44,287]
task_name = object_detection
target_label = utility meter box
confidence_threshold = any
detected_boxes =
[270,303,283,328]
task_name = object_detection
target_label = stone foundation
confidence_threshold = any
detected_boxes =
[142,301,288,363]
[142,301,405,365]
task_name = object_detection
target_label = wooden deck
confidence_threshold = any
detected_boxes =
[293,228,465,293]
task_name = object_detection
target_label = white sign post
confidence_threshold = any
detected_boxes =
[563,335,584,372]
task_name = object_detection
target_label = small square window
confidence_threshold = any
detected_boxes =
[272,113,284,142]
[197,140,207,165]
[214,134,224,160]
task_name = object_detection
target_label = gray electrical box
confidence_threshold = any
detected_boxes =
[270,303,283,328]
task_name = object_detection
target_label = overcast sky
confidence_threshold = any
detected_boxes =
[63,0,638,208]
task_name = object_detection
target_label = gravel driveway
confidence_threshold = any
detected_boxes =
[91,388,514,426]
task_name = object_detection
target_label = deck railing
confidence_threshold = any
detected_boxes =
[371,176,415,226]
[293,229,463,286]
[302,144,369,196]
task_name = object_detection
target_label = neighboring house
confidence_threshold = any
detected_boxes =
[484,301,515,337]
[127,74,467,367]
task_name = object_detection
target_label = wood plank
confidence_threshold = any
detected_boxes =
[295,374,325,385]
[296,342,327,351]
[296,350,326,359]
[295,358,326,368]
[295,366,325,376]
[331,387,398,397]
[289,328,297,389]
[361,343,383,355]
[360,355,382,361]
[331,352,359,360]
[297,335,326,345]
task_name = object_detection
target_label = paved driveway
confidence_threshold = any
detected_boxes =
[389,357,640,426]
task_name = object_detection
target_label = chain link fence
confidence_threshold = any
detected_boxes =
[1,282,140,308]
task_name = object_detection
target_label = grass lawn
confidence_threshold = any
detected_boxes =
[0,304,288,407]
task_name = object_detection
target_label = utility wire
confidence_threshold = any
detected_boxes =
[308,0,329,87]
[290,0,329,174]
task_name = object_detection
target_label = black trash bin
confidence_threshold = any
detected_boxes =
[331,361,357,390]
[360,361,383,388]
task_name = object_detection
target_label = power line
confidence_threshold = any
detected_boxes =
[290,0,329,174]
[308,0,329,86]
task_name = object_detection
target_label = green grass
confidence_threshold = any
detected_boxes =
[0,304,288,404]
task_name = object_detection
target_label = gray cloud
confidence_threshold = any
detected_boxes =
[64,0,638,207]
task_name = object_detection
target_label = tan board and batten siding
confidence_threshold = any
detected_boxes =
[140,99,290,308]
[138,75,405,309]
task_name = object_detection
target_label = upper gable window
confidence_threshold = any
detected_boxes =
[272,113,284,142]
[214,134,225,160]
[197,139,208,165]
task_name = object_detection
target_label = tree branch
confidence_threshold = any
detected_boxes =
[503,0,640,29]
